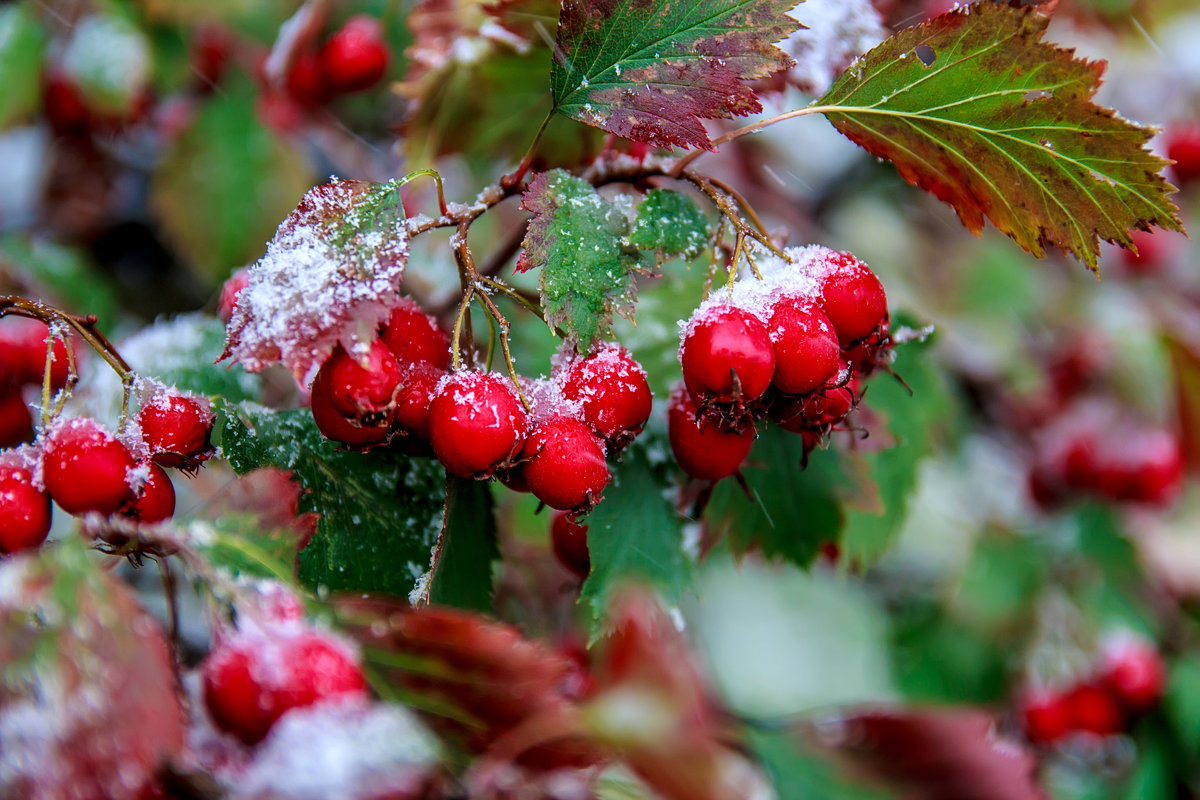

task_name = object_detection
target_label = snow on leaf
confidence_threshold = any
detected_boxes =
[816,2,1183,272]
[550,0,800,150]
[780,0,885,96]
[220,178,411,386]
[0,538,185,800]
[626,189,711,262]
[519,169,650,352]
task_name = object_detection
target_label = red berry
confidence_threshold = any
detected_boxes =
[1018,689,1072,744]
[1064,683,1125,736]
[201,631,368,745]
[318,15,390,94]
[218,268,250,323]
[309,372,389,447]
[42,418,136,516]
[392,362,444,441]
[316,341,403,425]
[551,511,590,578]
[43,72,93,136]
[1166,122,1200,186]
[680,305,774,404]
[285,49,328,106]
[559,344,652,445]
[667,384,755,482]
[0,390,34,448]
[766,294,841,395]
[518,416,609,511]
[1100,429,1183,507]
[380,300,450,370]
[1098,637,1165,714]
[122,462,176,523]
[814,251,888,346]
[0,463,52,555]
[192,26,232,90]
[1120,228,1175,273]
[1,319,70,390]
[139,391,214,470]
[428,372,528,478]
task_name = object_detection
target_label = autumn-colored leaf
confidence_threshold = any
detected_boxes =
[550,0,800,150]
[817,2,1182,271]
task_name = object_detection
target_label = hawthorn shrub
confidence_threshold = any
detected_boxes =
[0,0,1198,798]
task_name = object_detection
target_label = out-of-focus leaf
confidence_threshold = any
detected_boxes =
[0,4,44,129]
[151,79,311,285]
[818,2,1182,271]
[751,729,890,800]
[0,538,185,800]
[423,476,499,612]
[551,0,799,149]
[580,447,691,630]
[627,189,712,262]
[218,403,446,599]
[1165,654,1200,764]
[519,169,651,352]
[61,14,151,116]
[890,599,1010,705]
[121,313,261,402]
[0,236,118,324]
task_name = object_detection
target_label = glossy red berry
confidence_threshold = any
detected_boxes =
[813,251,888,346]
[317,341,403,425]
[380,299,450,370]
[551,511,590,578]
[218,268,250,323]
[766,294,841,395]
[42,418,136,516]
[0,391,33,448]
[318,15,390,94]
[559,344,652,445]
[0,463,52,555]
[392,362,444,441]
[667,384,755,482]
[518,416,609,511]
[285,49,329,106]
[680,305,774,404]
[1098,637,1165,714]
[139,391,214,470]
[1166,122,1200,186]
[201,631,368,745]
[1018,689,1072,744]
[309,372,389,447]
[122,462,176,523]
[428,372,528,478]
[1064,683,1125,736]
[1,319,69,390]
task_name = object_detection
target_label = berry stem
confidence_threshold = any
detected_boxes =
[679,171,786,261]
[668,103,836,176]
[501,114,552,190]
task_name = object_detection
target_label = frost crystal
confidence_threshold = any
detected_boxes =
[783,0,886,96]
[222,179,411,386]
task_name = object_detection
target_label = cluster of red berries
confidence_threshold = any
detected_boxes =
[200,595,369,746]
[1019,636,1165,744]
[0,384,215,556]
[669,246,891,482]
[309,298,653,518]
[0,319,70,448]
[279,15,390,109]
[1028,401,1184,509]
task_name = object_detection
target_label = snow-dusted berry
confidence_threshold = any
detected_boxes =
[380,299,451,370]
[667,384,755,482]
[559,344,652,446]
[41,418,136,516]
[551,511,590,579]
[317,341,403,425]
[122,462,176,523]
[0,463,52,555]
[1097,637,1165,714]
[813,250,887,346]
[766,294,840,395]
[680,305,774,405]
[318,15,390,94]
[309,372,390,447]
[518,416,609,512]
[201,630,368,745]
[392,363,444,441]
[139,391,214,470]
[428,372,528,478]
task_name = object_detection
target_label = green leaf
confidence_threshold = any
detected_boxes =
[425,477,499,612]
[150,79,312,284]
[751,729,890,800]
[550,0,799,149]
[519,169,650,352]
[580,446,691,630]
[626,189,712,261]
[0,4,44,129]
[61,14,151,117]
[816,2,1182,271]
[123,314,261,402]
[706,425,846,567]
[1166,658,1200,764]
[218,403,447,598]
[0,236,118,325]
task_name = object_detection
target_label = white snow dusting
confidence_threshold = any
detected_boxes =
[783,0,886,96]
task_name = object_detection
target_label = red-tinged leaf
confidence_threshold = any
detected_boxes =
[832,708,1045,800]
[0,539,185,800]
[220,178,411,385]
[550,0,800,150]
[817,2,1182,271]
